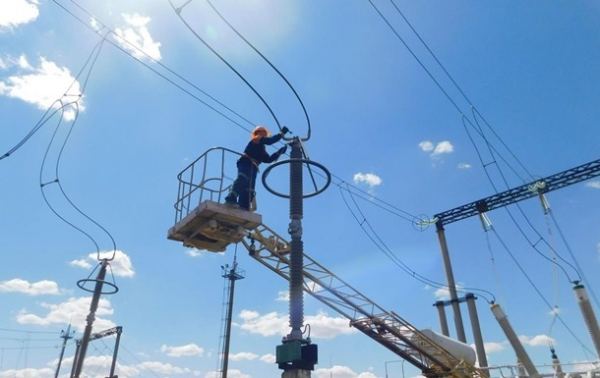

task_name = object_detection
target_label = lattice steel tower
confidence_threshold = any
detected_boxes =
[218,257,245,378]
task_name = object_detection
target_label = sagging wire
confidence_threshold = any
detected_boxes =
[206,0,311,140]
[547,205,600,312]
[39,102,98,254]
[387,0,533,181]
[340,182,496,304]
[1,103,70,161]
[36,34,118,261]
[168,0,283,132]
[55,0,256,134]
[471,106,534,181]
[56,0,425,230]
[372,0,561,237]
[467,110,531,186]
[55,0,431,248]
[488,224,595,356]
[482,210,561,350]
[119,343,164,378]
[463,114,581,284]
[288,137,423,225]
[376,0,533,185]
[1,31,103,161]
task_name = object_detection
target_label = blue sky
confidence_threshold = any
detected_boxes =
[1,1,600,378]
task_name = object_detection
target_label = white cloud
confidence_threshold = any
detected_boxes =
[69,259,92,269]
[58,355,141,376]
[482,341,506,353]
[315,365,380,378]
[89,17,101,31]
[432,141,454,156]
[0,278,60,295]
[430,284,465,300]
[137,361,192,375]
[353,173,382,195]
[418,141,434,152]
[354,173,382,188]
[419,140,454,157]
[229,352,258,361]
[0,367,54,378]
[186,248,202,258]
[260,353,276,363]
[0,0,39,32]
[75,250,135,277]
[160,343,204,357]
[0,55,83,120]
[458,162,472,169]
[586,181,600,189]
[276,290,289,301]
[114,13,162,61]
[16,296,115,332]
[205,370,250,378]
[519,334,555,347]
[236,310,288,337]
[235,309,355,339]
[308,310,356,339]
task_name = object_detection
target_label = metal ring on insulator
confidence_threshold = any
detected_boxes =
[262,158,331,199]
[76,279,119,295]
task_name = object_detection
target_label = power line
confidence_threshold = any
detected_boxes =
[340,182,496,304]
[54,0,256,133]
[488,225,596,357]
[35,35,118,258]
[169,0,283,132]
[51,0,425,228]
[205,0,312,139]
[379,0,533,182]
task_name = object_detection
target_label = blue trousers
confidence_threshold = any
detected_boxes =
[228,159,257,210]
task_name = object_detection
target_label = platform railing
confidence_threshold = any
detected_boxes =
[173,147,242,224]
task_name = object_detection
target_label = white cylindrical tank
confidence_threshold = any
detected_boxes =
[587,370,600,378]
[412,328,476,366]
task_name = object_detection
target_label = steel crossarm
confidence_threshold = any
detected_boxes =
[434,158,600,226]
[242,223,482,377]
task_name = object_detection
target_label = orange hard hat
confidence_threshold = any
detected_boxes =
[252,126,270,137]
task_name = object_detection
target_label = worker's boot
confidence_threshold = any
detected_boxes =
[224,193,238,207]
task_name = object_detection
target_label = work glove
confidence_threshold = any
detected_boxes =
[280,126,289,135]
[278,145,287,156]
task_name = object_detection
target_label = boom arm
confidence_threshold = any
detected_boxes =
[241,223,481,378]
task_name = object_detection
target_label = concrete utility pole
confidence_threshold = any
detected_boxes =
[55,324,75,378]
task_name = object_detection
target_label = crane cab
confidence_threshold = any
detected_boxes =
[166,147,260,253]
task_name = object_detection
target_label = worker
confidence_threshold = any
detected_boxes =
[224,125,289,210]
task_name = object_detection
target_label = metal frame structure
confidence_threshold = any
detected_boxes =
[434,158,600,225]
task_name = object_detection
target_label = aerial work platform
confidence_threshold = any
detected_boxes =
[167,200,261,252]
[166,147,264,252]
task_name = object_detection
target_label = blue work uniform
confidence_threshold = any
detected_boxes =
[226,133,284,210]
